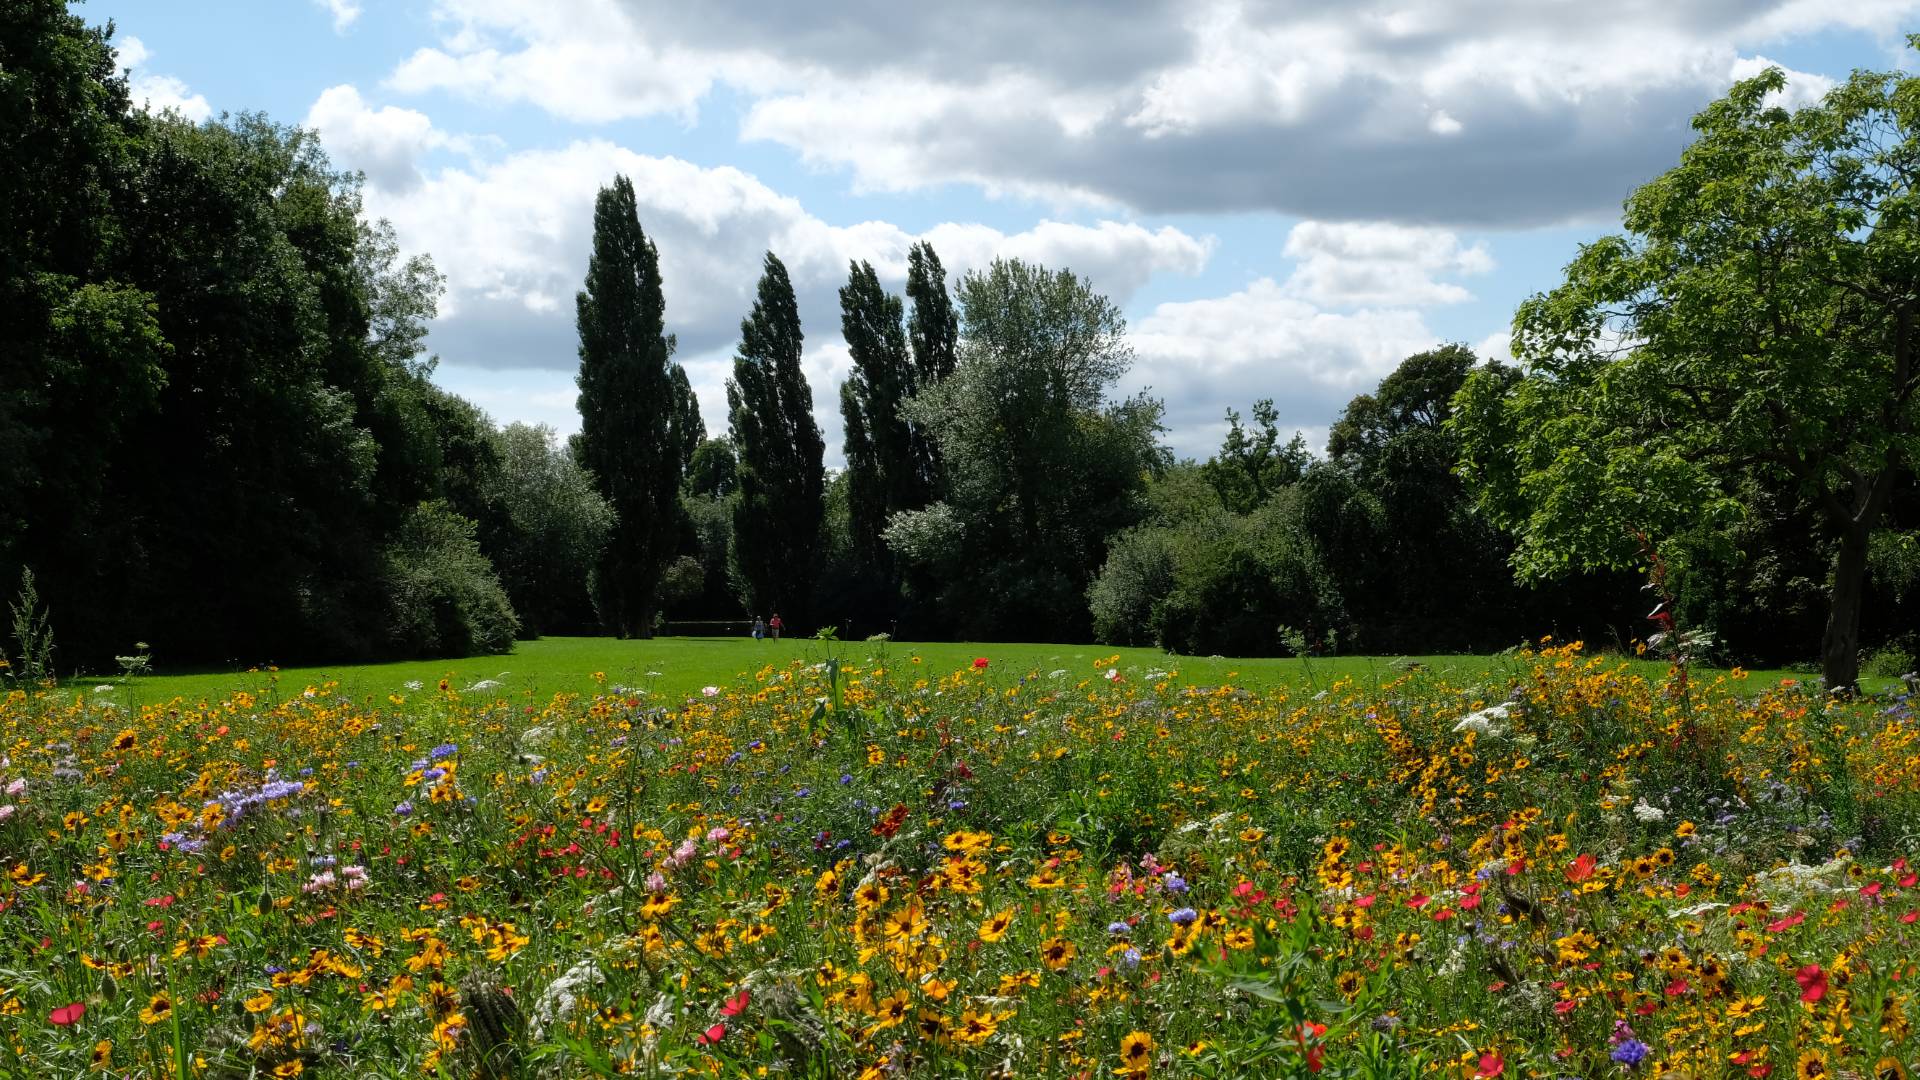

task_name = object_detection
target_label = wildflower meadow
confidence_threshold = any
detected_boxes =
[4,645,1920,1078]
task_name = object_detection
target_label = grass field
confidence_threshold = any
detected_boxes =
[96,634,1846,709]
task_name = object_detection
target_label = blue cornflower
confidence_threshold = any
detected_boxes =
[1169,907,1198,926]
[1610,1039,1651,1067]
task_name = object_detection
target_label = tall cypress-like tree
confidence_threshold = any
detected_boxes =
[667,363,704,478]
[574,175,680,638]
[838,260,916,566]
[727,252,825,625]
[904,241,957,498]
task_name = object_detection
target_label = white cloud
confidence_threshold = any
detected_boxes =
[383,0,1920,225]
[304,85,491,192]
[115,36,212,123]
[1128,278,1441,458]
[313,0,362,32]
[1280,222,1491,309]
[1123,219,1500,458]
[1728,55,1837,109]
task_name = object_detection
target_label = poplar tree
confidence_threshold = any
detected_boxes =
[905,242,957,497]
[574,175,681,638]
[838,260,916,566]
[727,252,825,625]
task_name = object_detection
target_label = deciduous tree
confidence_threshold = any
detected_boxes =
[727,252,825,626]
[574,175,681,638]
[1455,64,1920,690]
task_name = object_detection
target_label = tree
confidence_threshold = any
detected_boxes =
[727,252,825,625]
[1454,64,1920,690]
[685,437,739,500]
[1203,400,1310,514]
[574,175,681,638]
[838,260,917,568]
[668,362,704,478]
[905,241,957,497]
[485,423,614,637]
[904,258,1164,639]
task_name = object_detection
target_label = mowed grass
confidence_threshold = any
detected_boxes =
[91,634,1838,708]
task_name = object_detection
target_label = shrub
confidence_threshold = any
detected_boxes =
[382,502,519,658]
[1863,634,1917,680]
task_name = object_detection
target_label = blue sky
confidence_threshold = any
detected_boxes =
[91,0,1920,462]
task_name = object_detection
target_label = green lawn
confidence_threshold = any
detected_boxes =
[85,635,1838,709]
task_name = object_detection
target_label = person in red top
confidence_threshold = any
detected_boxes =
[768,613,783,641]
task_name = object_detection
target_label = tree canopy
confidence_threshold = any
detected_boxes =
[1455,61,1920,690]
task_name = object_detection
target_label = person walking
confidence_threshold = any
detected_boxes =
[752,616,766,641]
[769,613,783,641]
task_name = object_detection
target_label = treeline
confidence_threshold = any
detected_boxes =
[0,6,618,664]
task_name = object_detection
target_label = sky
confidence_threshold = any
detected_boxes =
[90,0,1920,464]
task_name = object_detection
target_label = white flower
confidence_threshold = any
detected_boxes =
[531,958,606,1037]
[701,686,720,697]
[0,805,14,821]
[5,778,24,797]
[1452,704,1509,739]
[1631,799,1666,823]
[1105,668,1120,681]
[465,678,502,691]
[403,680,424,691]
[93,684,114,694]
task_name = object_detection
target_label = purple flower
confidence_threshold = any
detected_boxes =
[430,743,458,760]
[1163,873,1188,894]
[1610,1039,1651,1067]
[394,801,414,816]
[1169,907,1197,926]
[1107,921,1132,936]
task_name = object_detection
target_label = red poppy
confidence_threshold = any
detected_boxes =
[1566,854,1597,883]
[972,657,989,669]
[1476,1053,1505,1078]
[50,1002,85,1026]
[720,991,749,1017]
[695,1022,726,1046]
[1795,964,1827,1003]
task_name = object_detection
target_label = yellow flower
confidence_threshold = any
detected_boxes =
[244,991,275,1014]
[139,992,174,1026]
[1118,1030,1154,1076]
[953,1009,999,1044]
[978,910,1014,943]
[1040,936,1077,971]
[868,989,910,1032]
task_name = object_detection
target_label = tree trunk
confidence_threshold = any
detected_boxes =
[1820,522,1872,692]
